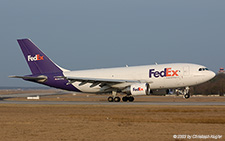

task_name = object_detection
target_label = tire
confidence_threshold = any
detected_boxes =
[108,96,114,102]
[184,94,190,99]
[114,97,121,102]
[122,96,128,102]
[128,97,134,102]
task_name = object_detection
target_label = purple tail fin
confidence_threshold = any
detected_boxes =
[17,39,62,74]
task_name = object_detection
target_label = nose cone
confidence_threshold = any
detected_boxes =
[208,71,216,80]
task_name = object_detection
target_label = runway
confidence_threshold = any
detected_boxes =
[0,91,225,105]
[0,100,225,105]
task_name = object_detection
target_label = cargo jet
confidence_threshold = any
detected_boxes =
[9,39,216,102]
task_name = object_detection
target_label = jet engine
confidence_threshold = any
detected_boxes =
[122,83,150,96]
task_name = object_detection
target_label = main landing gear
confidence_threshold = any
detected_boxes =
[107,96,134,102]
[108,96,120,102]
[107,91,134,102]
[122,96,134,102]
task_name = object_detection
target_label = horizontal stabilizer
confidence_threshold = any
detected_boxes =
[9,75,47,82]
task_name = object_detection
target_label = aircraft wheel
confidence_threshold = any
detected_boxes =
[128,96,134,102]
[108,96,114,102]
[184,94,190,99]
[114,97,121,102]
[122,96,128,102]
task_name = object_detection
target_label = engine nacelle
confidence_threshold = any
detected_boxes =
[122,83,150,96]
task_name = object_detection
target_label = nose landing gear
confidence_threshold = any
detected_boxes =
[175,86,191,99]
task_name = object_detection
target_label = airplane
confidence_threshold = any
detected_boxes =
[9,39,216,102]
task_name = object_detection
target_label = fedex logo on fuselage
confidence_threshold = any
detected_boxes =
[133,87,144,91]
[149,68,179,78]
[28,54,44,62]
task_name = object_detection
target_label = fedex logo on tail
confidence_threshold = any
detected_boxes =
[28,54,44,62]
[133,87,144,91]
[149,68,179,78]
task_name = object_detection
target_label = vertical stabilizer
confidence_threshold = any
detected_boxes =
[17,39,63,74]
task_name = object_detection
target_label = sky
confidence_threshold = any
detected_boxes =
[0,0,225,87]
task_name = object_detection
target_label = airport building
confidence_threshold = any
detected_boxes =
[218,68,225,74]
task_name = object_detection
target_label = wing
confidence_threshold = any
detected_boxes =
[57,76,153,92]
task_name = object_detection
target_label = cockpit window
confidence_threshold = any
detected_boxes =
[198,68,209,71]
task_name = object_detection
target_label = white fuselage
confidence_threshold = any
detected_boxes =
[63,63,215,93]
